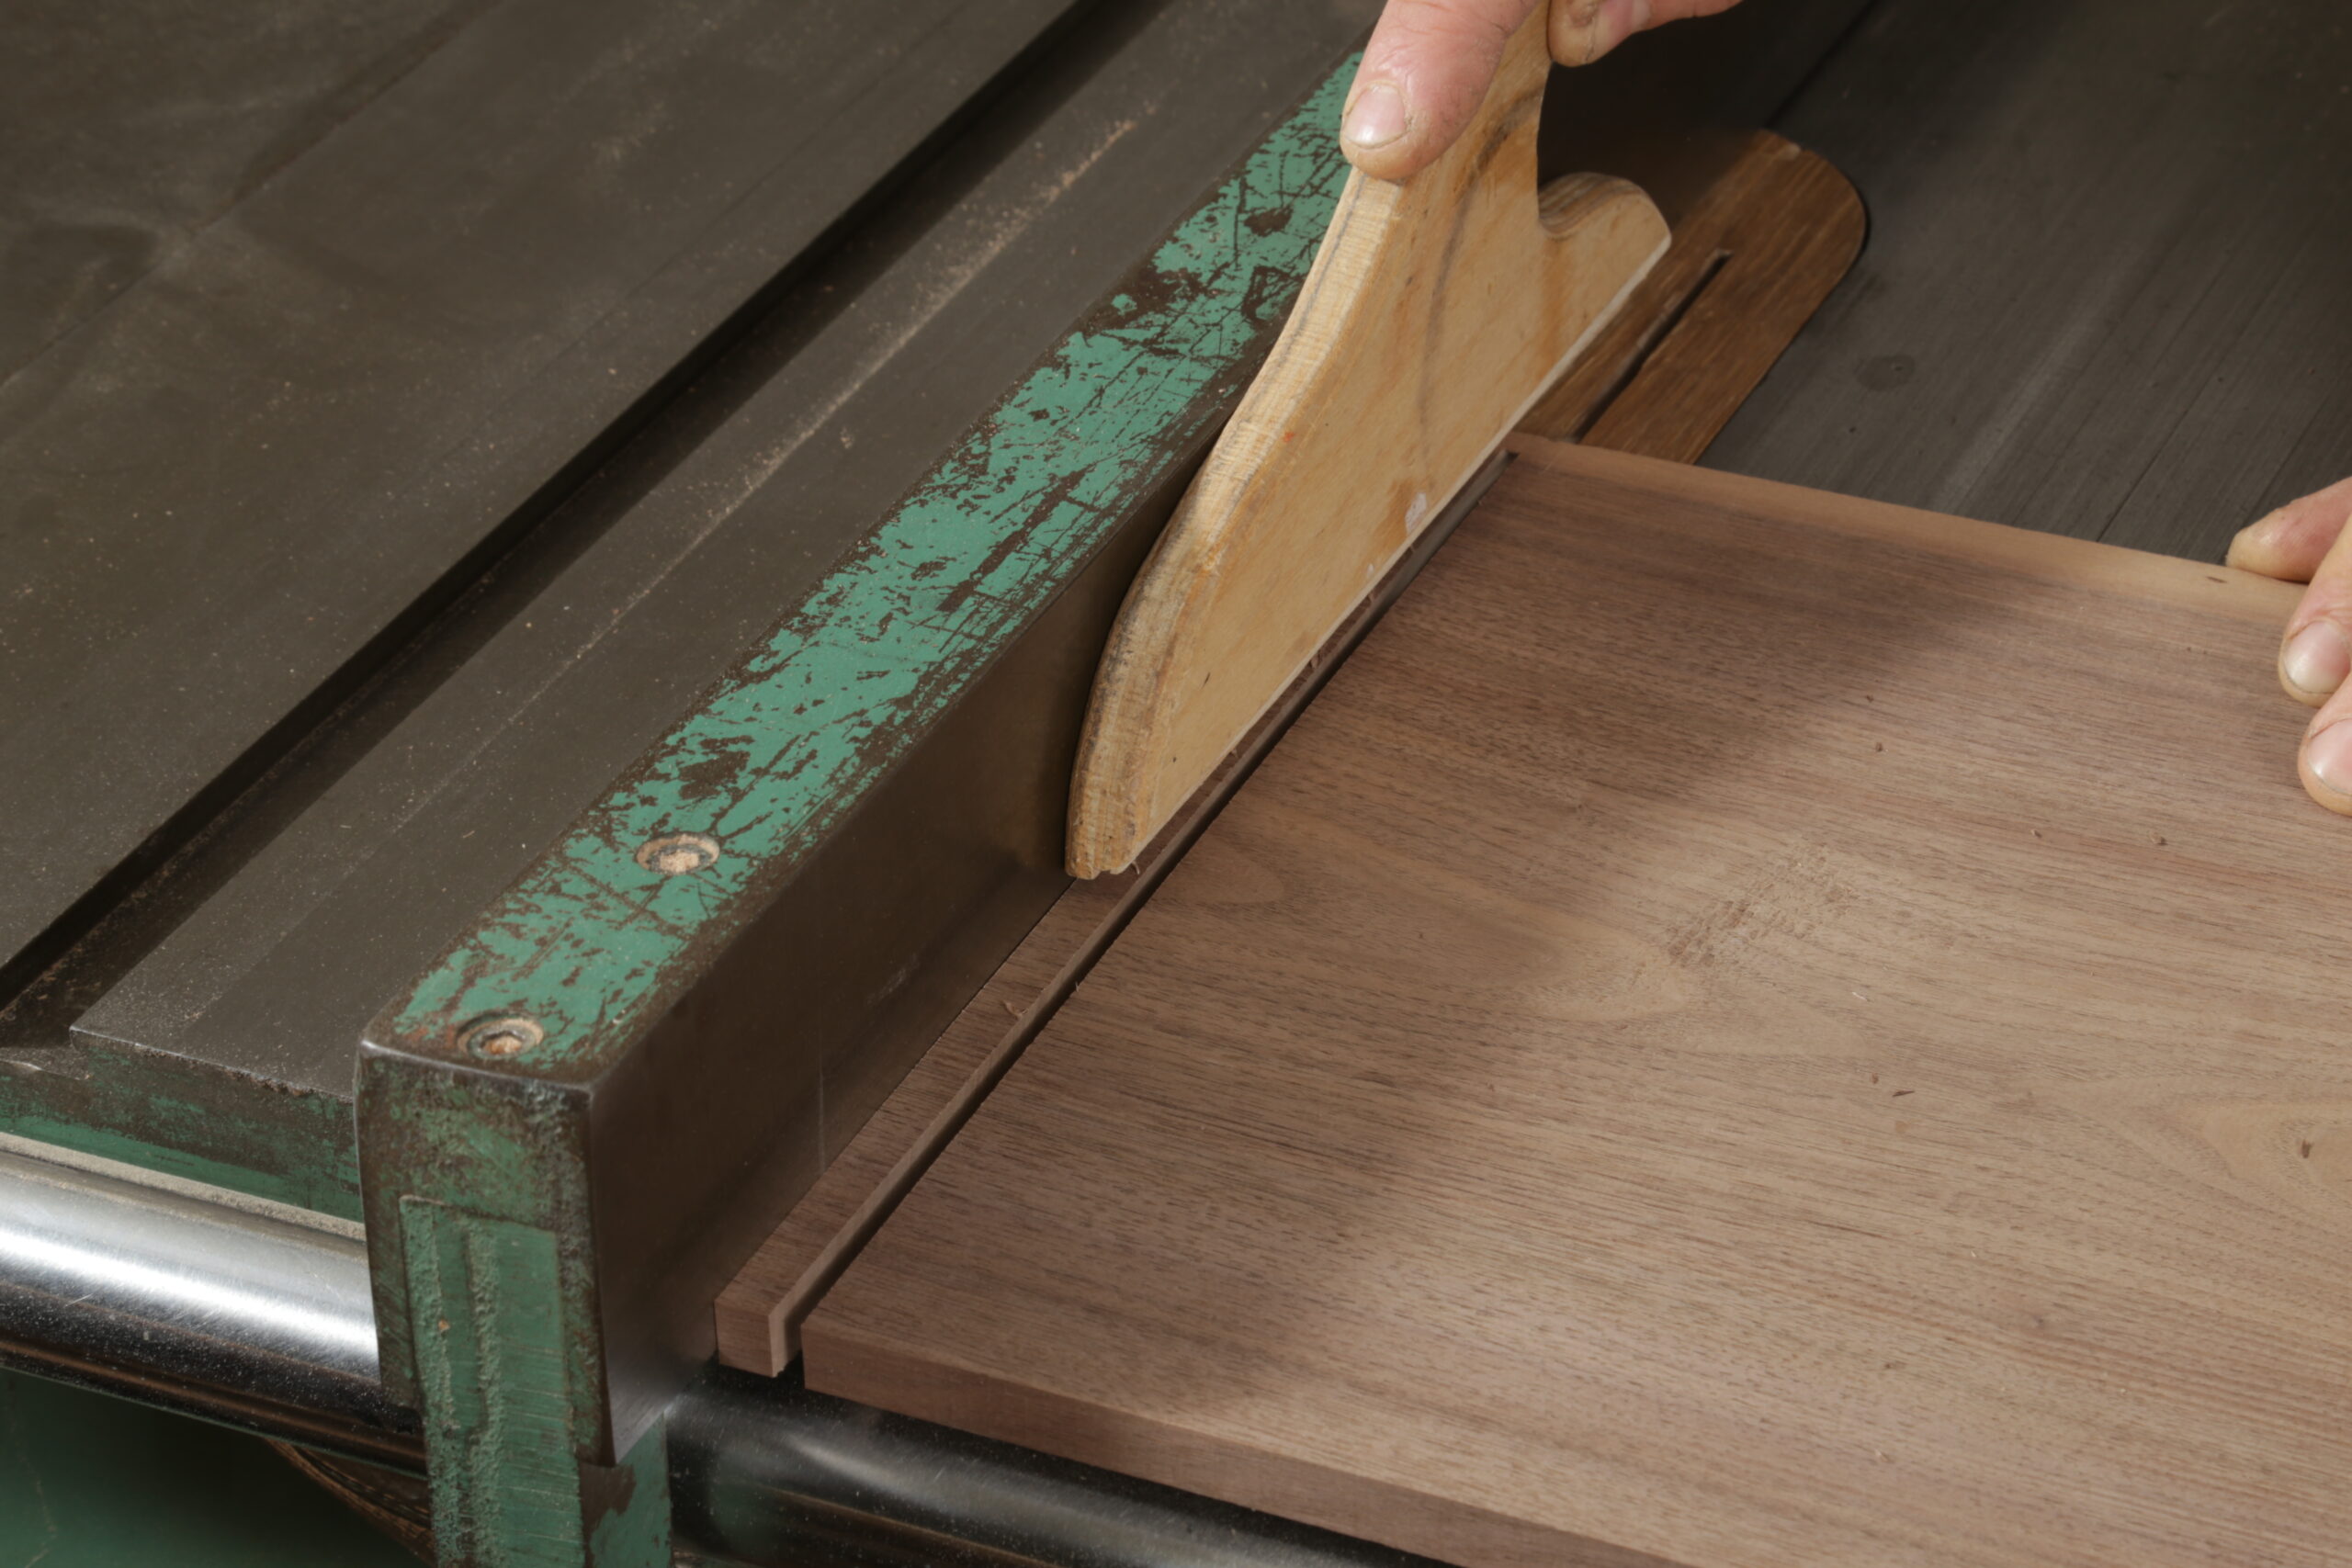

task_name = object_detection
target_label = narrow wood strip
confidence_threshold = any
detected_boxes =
[710,871,1135,1371]
[1523,130,1866,461]
[712,139,1871,1374]
[712,460,1507,1372]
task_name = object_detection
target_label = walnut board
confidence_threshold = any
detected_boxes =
[711,459,1500,1374]
[714,133,1865,1379]
[804,439,2352,1568]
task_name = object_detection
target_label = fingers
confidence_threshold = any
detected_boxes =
[1549,0,1749,67]
[1343,0,1539,182]
[2300,676,2352,817]
[2224,478,2352,813]
[1343,0,1749,181]
[2263,491,2352,708]
[2225,474,2352,582]
[2284,507,2352,815]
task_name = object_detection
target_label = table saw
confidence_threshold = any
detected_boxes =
[6,1,2352,1564]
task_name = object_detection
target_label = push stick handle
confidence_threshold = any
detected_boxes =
[1066,13,1668,877]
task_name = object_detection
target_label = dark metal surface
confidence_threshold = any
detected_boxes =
[671,1366,1451,1568]
[98,0,1359,1097]
[0,0,1083,1013]
[1538,0,1876,223]
[3,0,1357,1210]
[352,0,1381,1469]
[0,0,486,383]
[1708,0,2352,560]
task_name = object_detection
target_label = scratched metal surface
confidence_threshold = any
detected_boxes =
[1707,0,2352,561]
[100,0,1374,1089]
[0,0,1098,1201]
[0,0,486,384]
[356,18,1381,1455]
[0,0,1886,1221]
[0,0,1085,1000]
[0,1,1383,1216]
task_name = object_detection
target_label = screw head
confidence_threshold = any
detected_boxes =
[461,1015,544,1059]
[635,831,721,876]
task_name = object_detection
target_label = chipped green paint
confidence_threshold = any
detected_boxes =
[585,1424,670,1568]
[0,1114,358,1220]
[384,59,1358,1069]
[362,59,1362,1568]
[358,1066,601,1420]
[0,1060,362,1221]
[405,1202,668,1566]
[408,1205,579,1562]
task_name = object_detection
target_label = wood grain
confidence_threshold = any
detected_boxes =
[710,863,1140,1373]
[712,460,1507,1375]
[711,130,1863,1374]
[1524,130,1865,462]
[1064,11,1668,878]
[807,439,2352,1568]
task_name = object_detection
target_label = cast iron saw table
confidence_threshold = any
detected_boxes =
[6,0,2350,1563]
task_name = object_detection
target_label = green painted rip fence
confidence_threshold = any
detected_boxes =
[376,61,1358,1074]
[355,51,1365,1557]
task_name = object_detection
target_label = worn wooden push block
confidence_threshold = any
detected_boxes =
[1066,11,1668,877]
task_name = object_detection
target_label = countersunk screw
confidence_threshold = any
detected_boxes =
[461,1015,544,1059]
[636,831,721,876]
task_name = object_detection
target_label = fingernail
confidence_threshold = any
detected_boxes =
[2226,511,2283,569]
[1555,0,1607,62]
[2281,622,2351,700]
[1592,0,1654,57]
[2306,721,2352,799]
[1343,82,1407,150]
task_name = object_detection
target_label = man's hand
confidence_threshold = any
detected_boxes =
[2229,479,2352,815]
[1342,0,1746,182]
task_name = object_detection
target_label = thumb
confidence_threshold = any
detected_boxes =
[1552,0,1748,66]
[1342,0,1541,183]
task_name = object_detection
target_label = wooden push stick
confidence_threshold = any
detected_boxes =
[715,130,1868,1377]
[1064,13,1669,877]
